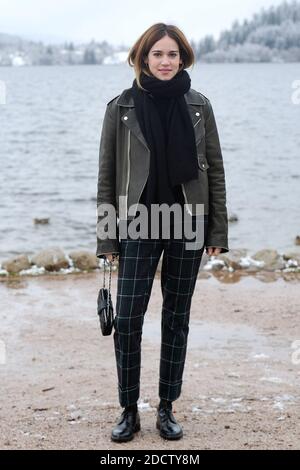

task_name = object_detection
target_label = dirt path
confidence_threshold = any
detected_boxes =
[0,272,299,450]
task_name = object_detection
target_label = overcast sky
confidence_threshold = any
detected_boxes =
[0,0,287,46]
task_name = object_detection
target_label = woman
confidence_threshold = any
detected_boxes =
[96,23,229,442]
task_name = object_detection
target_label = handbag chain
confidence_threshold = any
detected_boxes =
[103,257,112,302]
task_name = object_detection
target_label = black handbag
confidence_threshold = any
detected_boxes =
[97,257,115,336]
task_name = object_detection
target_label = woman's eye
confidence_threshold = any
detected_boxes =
[153,53,177,57]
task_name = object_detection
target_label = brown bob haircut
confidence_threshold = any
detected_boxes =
[127,23,195,90]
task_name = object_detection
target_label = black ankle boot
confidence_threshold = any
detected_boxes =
[159,399,172,410]
[111,404,140,442]
[156,401,183,440]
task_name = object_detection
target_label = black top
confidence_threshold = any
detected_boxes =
[137,94,185,237]
[139,94,185,209]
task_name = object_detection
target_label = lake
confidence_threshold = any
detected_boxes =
[0,63,299,259]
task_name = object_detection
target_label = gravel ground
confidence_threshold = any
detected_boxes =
[0,271,299,450]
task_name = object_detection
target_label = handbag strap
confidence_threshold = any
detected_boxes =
[103,257,112,297]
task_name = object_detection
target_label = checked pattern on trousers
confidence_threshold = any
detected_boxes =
[113,216,208,407]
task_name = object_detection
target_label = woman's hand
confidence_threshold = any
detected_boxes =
[105,253,118,263]
[206,246,222,256]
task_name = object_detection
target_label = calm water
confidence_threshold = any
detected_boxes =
[0,63,299,260]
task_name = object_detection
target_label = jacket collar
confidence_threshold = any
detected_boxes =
[116,87,206,107]
[117,87,206,152]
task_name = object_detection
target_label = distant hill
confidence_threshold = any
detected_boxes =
[1,1,300,65]
[0,32,118,66]
[196,0,300,62]
[0,32,25,46]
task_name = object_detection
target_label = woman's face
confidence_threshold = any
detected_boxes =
[145,35,183,80]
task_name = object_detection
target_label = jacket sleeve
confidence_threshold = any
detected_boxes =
[204,99,229,254]
[96,102,119,258]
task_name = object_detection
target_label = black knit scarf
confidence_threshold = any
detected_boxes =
[131,69,198,205]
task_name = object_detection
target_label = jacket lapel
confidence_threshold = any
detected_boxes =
[121,107,150,151]
[116,88,205,150]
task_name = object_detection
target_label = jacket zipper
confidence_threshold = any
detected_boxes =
[194,117,201,128]
[133,177,148,218]
[180,112,202,215]
[181,183,192,216]
[125,128,149,219]
[125,130,131,216]
[182,108,199,216]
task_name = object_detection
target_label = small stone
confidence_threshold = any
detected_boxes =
[2,254,31,274]
[31,247,69,271]
[68,250,98,271]
[283,252,300,264]
[68,410,82,421]
[228,213,239,223]
[33,218,50,225]
[252,249,285,271]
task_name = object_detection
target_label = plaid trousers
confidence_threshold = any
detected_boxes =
[113,215,208,407]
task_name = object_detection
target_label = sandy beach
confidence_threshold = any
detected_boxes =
[0,271,299,450]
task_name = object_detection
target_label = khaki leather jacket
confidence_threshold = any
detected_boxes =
[96,87,229,257]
